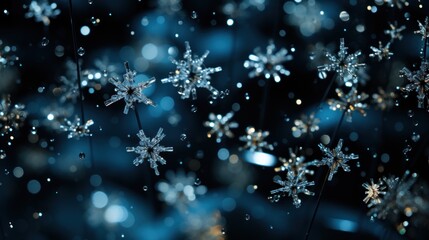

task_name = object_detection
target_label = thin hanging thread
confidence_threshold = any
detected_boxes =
[0,218,6,239]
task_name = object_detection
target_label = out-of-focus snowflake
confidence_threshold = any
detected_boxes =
[82,59,119,90]
[327,88,369,122]
[157,0,182,15]
[222,0,266,20]
[0,149,5,159]
[105,62,156,114]
[275,147,319,176]
[0,40,18,69]
[42,103,74,131]
[372,88,397,111]
[291,113,320,138]
[317,38,365,86]
[244,41,292,83]
[317,139,359,181]
[161,42,222,100]
[156,170,207,209]
[127,128,173,176]
[270,170,315,208]
[24,0,61,26]
[184,211,225,240]
[60,115,94,140]
[203,112,238,143]
[399,61,429,109]
[0,95,27,136]
[375,0,409,9]
[239,126,274,152]
[415,17,429,40]
[363,178,386,208]
[384,22,406,42]
[370,41,393,61]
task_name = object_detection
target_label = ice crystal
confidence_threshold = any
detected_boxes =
[317,38,365,86]
[244,41,292,83]
[369,41,393,61]
[399,61,429,109]
[203,112,238,143]
[105,62,156,114]
[270,170,315,208]
[0,95,27,135]
[384,22,406,42]
[161,42,222,100]
[363,178,386,208]
[274,148,319,176]
[126,128,173,176]
[25,0,61,26]
[415,17,429,40]
[0,40,18,69]
[327,88,368,122]
[60,116,94,140]
[372,88,397,111]
[317,139,359,181]
[239,126,273,152]
[291,113,320,138]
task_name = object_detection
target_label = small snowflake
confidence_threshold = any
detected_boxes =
[384,22,406,42]
[0,40,18,69]
[274,148,319,176]
[25,0,61,26]
[399,61,429,109]
[317,139,359,181]
[239,126,274,152]
[372,88,397,111]
[0,95,27,136]
[105,62,156,114]
[203,112,238,143]
[291,113,320,138]
[327,88,368,122]
[244,41,292,83]
[161,41,222,100]
[363,178,386,208]
[415,17,429,40]
[317,38,365,86]
[369,41,393,61]
[270,170,315,208]
[126,128,173,176]
[60,116,94,140]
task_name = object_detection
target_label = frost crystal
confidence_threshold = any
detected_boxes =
[384,22,406,41]
[399,61,429,109]
[317,139,359,181]
[327,88,368,122]
[161,42,222,100]
[270,170,315,208]
[317,38,365,86]
[291,113,320,138]
[60,116,94,140]
[369,41,393,61]
[415,17,429,40]
[0,95,27,135]
[275,148,319,176]
[244,41,292,83]
[363,178,386,208]
[203,112,238,143]
[239,126,273,152]
[126,128,173,176]
[105,62,156,114]
[0,40,18,69]
[25,0,61,26]
[372,88,397,111]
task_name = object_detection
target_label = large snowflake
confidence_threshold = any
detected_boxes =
[239,126,273,152]
[126,128,173,176]
[0,95,27,136]
[327,88,368,122]
[105,62,156,114]
[161,42,222,100]
[399,61,429,109]
[317,139,359,181]
[25,0,61,26]
[244,41,292,83]
[203,112,238,143]
[60,115,94,140]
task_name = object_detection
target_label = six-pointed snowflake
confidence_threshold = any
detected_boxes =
[369,41,393,61]
[127,128,173,176]
[399,61,429,109]
[275,148,319,176]
[291,113,320,138]
[105,62,156,114]
[244,41,292,83]
[0,95,27,136]
[384,22,406,42]
[60,115,94,140]
[203,112,238,143]
[317,139,359,181]
[327,88,368,122]
[161,42,222,100]
[372,88,397,111]
[25,0,61,26]
[362,178,386,208]
[239,126,274,152]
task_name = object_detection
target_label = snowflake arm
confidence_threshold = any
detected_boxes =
[384,22,406,42]
[415,17,429,40]
[274,148,319,176]
[372,88,397,111]
[239,126,274,152]
[203,112,238,143]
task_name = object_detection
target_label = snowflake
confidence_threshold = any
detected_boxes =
[82,59,119,89]
[369,41,393,61]
[0,95,27,136]
[291,113,320,138]
[317,38,365,86]
[382,0,409,9]
[327,88,368,122]
[126,128,173,176]
[399,61,429,109]
[42,103,74,131]
[25,0,61,26]
[317,139,359,181]
[270,170,315,208]
[239,126,274,152]
[274,148,319,176]
[363,178,386,208]
[414,17,429,40]
[0,40,18,69]
[244,41,292,83]
[203,112,238,143]
[161,42,222,100]
[372,88,397,111]
[105,62,156,114]
[384,22,406,42]
[222,0,266,19]
[60,116,94,140]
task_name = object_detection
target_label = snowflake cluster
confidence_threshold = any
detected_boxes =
[60,116,94,140]
[399,61,429,109]
[327,88,368,122]
[0,95,27,136]
[25,0,61,26]
[239,126,273,152]
[203,112,238,143]
[291,113,320,138]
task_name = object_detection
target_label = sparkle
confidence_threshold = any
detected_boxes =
[25,0,61,26]
[203,112,238,143]
[363,178,386,208]
[369,41,393,61]
[0,95,27,136]
[327,88,368,122]
[239,126,273,152]
[60,116,94,140]
[399,61,429,109]
[291,113,320,138]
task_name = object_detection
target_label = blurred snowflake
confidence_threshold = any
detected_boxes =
[203,112,238,143]
[380,0,409,9]
[384,22,406,42]
[291,113,320,138]
[24,0,61,26]
[239,126,273,152]
[372,88,397,111]
[222,0,266,19]
[317,139,359,181]
[82,59,119,90]
[415,17,429,40]
[0,40,18,69]
[157,0,182,15]
[161,41,222,100]
[0,95,27,136]
[327,88,369,122]
[42,103,74,131]
[369,41,393,61]
[274,148,319,176]
[127,128,173,176]
[184,210,225,240]
[244,41,292,83]
[399,61,429,109]
[363,178,386,208]
[105,62,156,114]
[60,116,94,140]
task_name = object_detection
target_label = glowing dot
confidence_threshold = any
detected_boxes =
[92,191,108,208]
[339,11,350,21]
[47,113,54,121]
[142,43,158,60]
[226,19,234,26]
[296,99,302,105]
[218,148,230,160]
[27,180,41,194]
[80,26,90,36]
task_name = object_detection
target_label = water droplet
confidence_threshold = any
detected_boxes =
[9,222,13,228]
[191,11,198,19]
[180,134,187,141]
[408,110,414,118]
[245,214,250,221]
[41,37,49,47]
[191,105,197,112]
[88,0,93,4]
[4,9,9,15]
[79,152,86,159]
[339,11,350,21]
[77,47,85,56]
[143,186,148,191]
[194,178,201,185]
[318,71,327,79]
